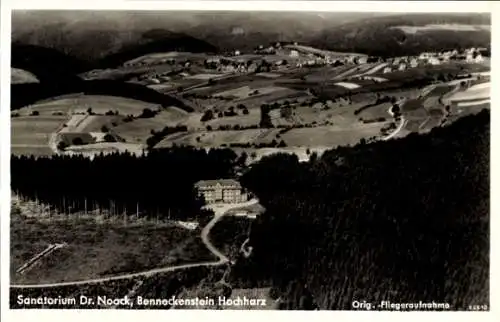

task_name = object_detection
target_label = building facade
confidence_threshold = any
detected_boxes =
[195,179,248,204]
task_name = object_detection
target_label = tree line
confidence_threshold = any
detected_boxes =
[11,147,243,221]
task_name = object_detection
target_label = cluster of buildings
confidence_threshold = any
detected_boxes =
[418,48,486,64]
[124,57,180,68]
[380,47,488,74]
[291,53,367,68]
[217,62,259,74]
[129,42,489,85]
[205,56,293,74]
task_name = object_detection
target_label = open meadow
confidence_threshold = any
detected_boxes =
[20,95,160,116]
[11,68,39,84]
[112,107,189,143]
[205,111,261,128]
[282,122,385,147]
[11,115,66,156]
[11,116,66,145]
[447,82,490,102]
[304,65,360,82]
[124,52,209,66]
[156,128,281,148]
[214,85,289,99]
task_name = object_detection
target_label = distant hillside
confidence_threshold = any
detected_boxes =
[310,13,491,57]
[11,12,491,73]
[11,11,381,63]
[13,25,218,69]
[11,80,194,112]
[174,12,380,52]
[11,44,92,81]
[98,29,218,67]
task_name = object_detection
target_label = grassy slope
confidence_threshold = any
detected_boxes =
[11,214,214,284]
[311,13,490,56]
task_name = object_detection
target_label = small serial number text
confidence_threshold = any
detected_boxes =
[468,304,488,311]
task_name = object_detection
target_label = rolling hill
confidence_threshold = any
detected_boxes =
[11,11,382,64]
[11,44,92,82]
[310,13,491,57]
[98,29,218,67]
[12,12,490,63]
[11,80,194,112]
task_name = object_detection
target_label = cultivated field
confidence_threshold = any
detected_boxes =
[11,116,66,156]
[113,108,190,143]
[284,44,366,58]
[334,82,361,89]
[68,115,124,133]
[20,95,160,116]
[356,102,393,120]
[342,63,380,79]
[233,89,309,108]
[183,75,312,112]
[147,84,175,91]
[11,214,214,284]
[305,65,360,82]
[282,122,385,147]
[187,73,226,80]
[256,72,282,78]
[451,101,490,120]
[11,52,491,160]
[11,116,66,145]
[124,52,208,66]
[447,82,490,102]
[205,112,261,128]
[356,63,389,76]
[156,128,281,148]
[214,86,289,99]
[11,68,39,84]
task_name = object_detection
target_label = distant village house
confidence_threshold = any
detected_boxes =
[357,56,368,64]
[428,57,440,65]
[410,58,419,68]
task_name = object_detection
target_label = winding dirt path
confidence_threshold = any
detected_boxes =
[382,117,407,141]
[10,199,258,289]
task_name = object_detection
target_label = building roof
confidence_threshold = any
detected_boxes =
[195,179,241,188]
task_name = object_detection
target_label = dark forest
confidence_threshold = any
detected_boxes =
[11,147,242,220]
[230,109,490,310]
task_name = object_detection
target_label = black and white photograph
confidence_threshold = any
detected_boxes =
[5,3,492,313]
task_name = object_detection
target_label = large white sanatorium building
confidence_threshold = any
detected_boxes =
[195,179,248,204]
